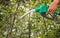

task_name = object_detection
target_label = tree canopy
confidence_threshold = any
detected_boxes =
[0,0,60,38]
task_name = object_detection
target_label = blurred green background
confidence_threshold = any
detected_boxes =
[0,0,60,38]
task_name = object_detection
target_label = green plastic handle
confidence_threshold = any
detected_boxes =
[35,4,59,15]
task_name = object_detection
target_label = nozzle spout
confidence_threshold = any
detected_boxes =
[20,9,35,19]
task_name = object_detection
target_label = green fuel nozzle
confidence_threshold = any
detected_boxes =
[35,4,59,15]
[20,4,59,19]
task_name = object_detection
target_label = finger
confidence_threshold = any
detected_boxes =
[52,10,55,14]
[48,8,50,12]
[48,8,54,14]
[49,9,52,13]
[49,9,54,14]
[51,9,54,13]
[50,9,56,14]
[52,9,56,14]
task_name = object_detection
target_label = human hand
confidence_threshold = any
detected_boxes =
[48,2,58,14]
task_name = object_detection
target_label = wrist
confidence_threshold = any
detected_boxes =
[53,0,59,5]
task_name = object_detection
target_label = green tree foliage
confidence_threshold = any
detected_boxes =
[0,0,60,38]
